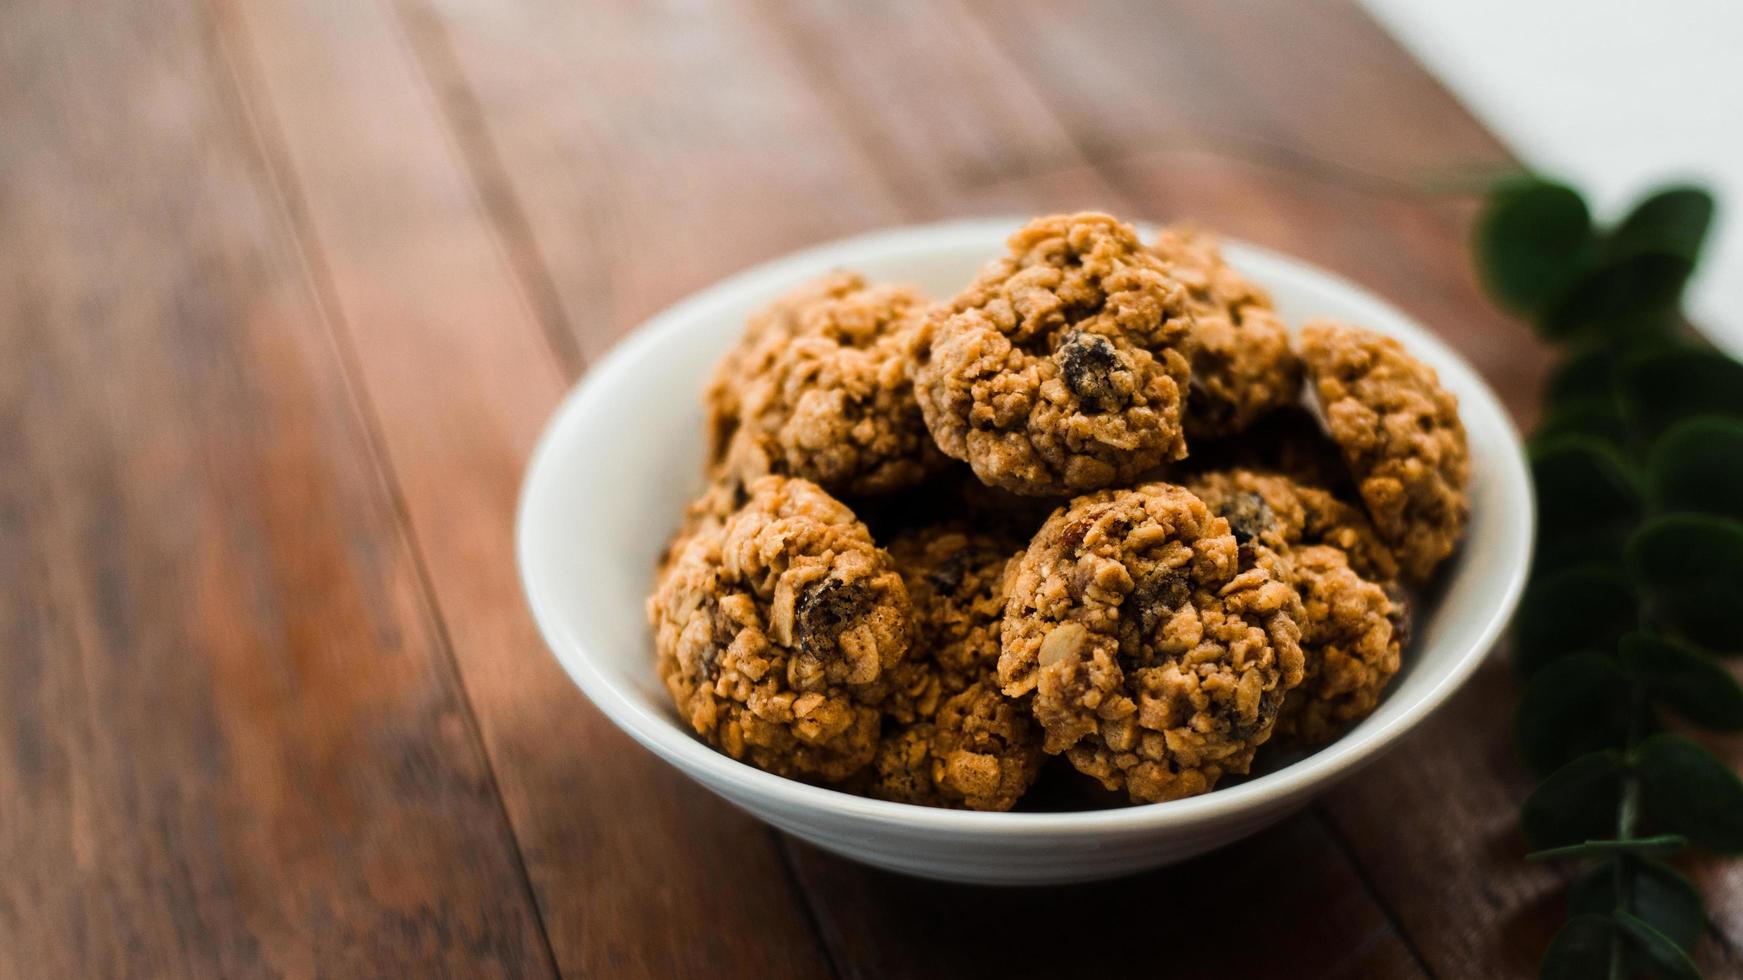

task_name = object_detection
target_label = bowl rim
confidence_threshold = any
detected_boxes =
[517,216,1535,835]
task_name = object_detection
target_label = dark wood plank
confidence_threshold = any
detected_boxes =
[0,0,553,974]
[211,0,838,975]
[403,0,906,361]
[786,816,1427,980]
[748,0,1125,216]
[967,0,1510,185]
[1159,0,1511,181]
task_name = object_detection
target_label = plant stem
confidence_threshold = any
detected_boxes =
[1609,647,1650,979]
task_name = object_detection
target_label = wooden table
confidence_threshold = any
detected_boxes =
[5,1,1739,976]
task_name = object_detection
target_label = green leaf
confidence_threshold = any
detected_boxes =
[1569,858,1706,952]
[1516,652,1632,774]
[1513,565,1639,676]
[1539,915,1616,980]
[1531,401,1631,449]
[1611,185,1716,266]
[1476,177,1596,314]
[1647,416,1743,521]
[1538,252,1690,341]
[1636,734,1743,853]
[1531,526,1632,581]
[1530,435,1642,532]
[1615,911,1702,980]
[1544,346,1619,410]
[1529,835,1689,862]
[1523,751,1625,848]
[1620,347,1743,439]
[1627,514,1743,652]
[1623,631,1743,730]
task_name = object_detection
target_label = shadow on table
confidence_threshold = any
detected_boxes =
[784,810,1419,979]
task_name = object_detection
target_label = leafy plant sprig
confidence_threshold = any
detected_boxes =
[1477,176,1743,979]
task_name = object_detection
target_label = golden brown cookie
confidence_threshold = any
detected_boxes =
[1185,468,1399,584]
[1276,545,1400,745]
[912,213,1195,496]
[1299,321,1470,582]
[872,526,1043,810]
[705,273,854,463]
[1150,225,1301,438]
[881,526,1022,716]
[707,271,946,495]
[648,476,911,781]
[1186,469,1404,745]
[998,483,1304,803]
[872,681,1043,812]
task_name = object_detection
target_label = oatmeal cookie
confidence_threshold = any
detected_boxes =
[872,681,1043,811]
[912,213,1195,496]
[999,483,1305,803]
[1276,545,1400,745]
[1150,225,1301,437]
[881,526,1023,718]
[1300,321,1470,582]
[872,526,1043,810]
[707,271,946,495]
[1185,468,1398,584]
[1188,469,1406,743]
[705,273,856,463]
[648,476,911,781]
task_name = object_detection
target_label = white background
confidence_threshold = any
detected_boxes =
[1362,0,1743,354]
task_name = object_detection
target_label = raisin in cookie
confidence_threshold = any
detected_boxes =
[998,483,1304,803]
[1186,468,1399,584]
[1300,321,1470,582]
[648,476,911,781]
[872,526,1042,810]
[1187,470,1403,744]
[707,271,946,495]
[913,213,1194,497]
[1150,225,1300,438]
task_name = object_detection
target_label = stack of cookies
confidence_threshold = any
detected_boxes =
[648,212,1470,811]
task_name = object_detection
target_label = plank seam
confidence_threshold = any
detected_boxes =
[198,1,564,974]
[958,0,1465,205]
[385,0,588,382]
[1315,806,1439,979]
[776,838,847,980]
[736,0,927,222]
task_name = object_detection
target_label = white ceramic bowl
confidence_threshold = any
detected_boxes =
[517,218,1532,886]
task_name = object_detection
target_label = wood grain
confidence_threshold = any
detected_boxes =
[410,0,906,360]
[0,0,550,974]
[7,0,1738,975]
[209,0,835,975]
[787,815,1428,980]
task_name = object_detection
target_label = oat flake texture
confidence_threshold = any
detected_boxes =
[1300,320,1470,582]
[648,476,911,782]
[913,213,1194,497]
[872,525,1042,811]
[999,482,1304,803]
